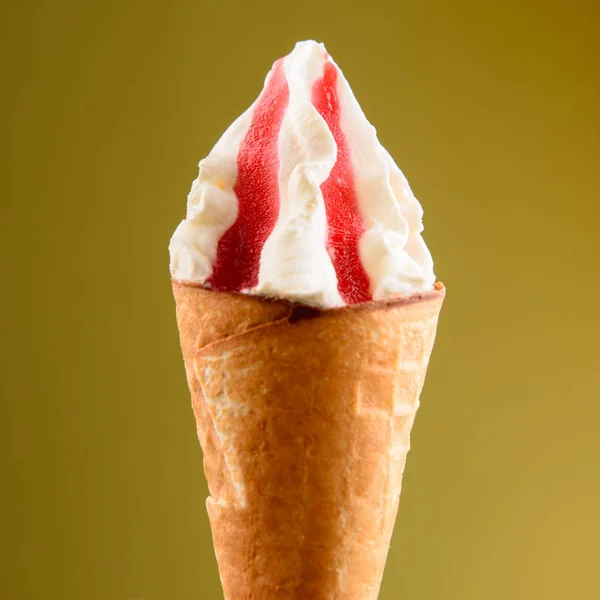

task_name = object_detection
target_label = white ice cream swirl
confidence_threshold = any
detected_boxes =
[170,40,435,308]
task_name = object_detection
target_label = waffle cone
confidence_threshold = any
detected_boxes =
[172,281,445,599]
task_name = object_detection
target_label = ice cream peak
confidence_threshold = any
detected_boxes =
[169,40,435,308]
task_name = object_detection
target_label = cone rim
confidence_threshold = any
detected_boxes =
[171,279,445,317]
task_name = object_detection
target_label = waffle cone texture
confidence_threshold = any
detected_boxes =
[172,281,445,599]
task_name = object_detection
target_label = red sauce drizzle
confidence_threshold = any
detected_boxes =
[312,61,372,304]
[207,59,289,291]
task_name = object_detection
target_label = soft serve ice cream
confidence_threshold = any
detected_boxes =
[170,40,446,598]
[169,40,435,308]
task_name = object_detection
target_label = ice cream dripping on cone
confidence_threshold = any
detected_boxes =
[170,40,445,599]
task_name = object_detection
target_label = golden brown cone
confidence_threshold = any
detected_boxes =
[172,281,445,600]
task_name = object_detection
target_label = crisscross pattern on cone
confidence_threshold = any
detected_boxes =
[172,282,445,600]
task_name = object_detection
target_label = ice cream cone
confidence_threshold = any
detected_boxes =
[172,280,445,599]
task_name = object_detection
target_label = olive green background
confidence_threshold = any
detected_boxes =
[2,1,600,598]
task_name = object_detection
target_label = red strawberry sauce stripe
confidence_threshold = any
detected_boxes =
[312,61,372,304]
[207,59,289,291]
